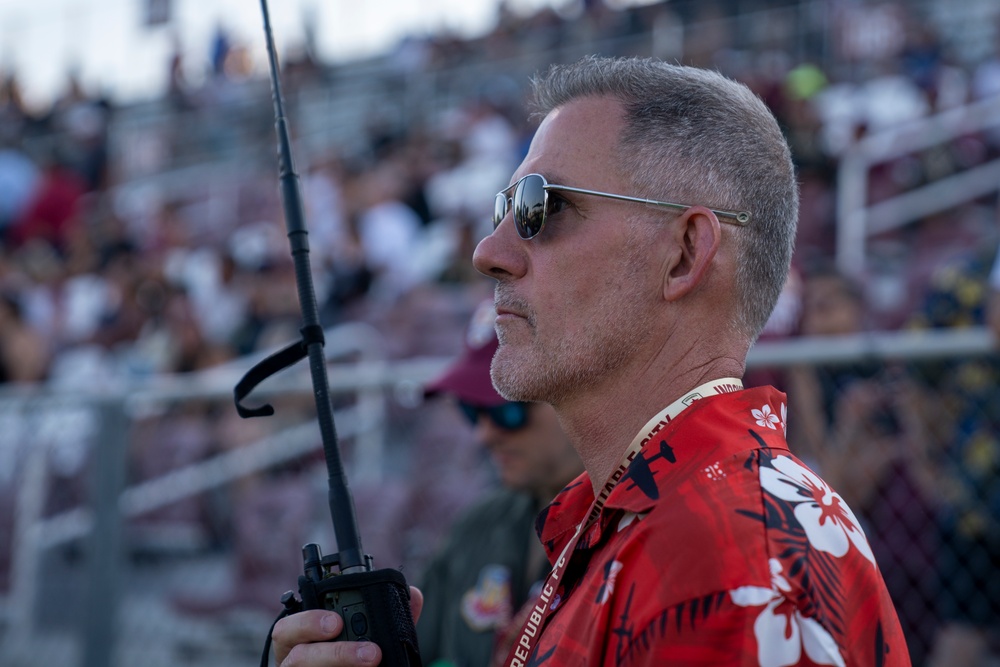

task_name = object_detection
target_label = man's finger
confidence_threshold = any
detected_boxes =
[281,639,381,667]
[409,586,424,623]
[273,610,343,665]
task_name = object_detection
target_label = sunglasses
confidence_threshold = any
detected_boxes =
[493,173,751,240]
[458,401,531,431]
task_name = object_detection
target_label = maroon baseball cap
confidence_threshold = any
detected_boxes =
[425,300,505,407]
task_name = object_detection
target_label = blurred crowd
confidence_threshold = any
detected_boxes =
[2,0,1000,664]
[1,0,999,384]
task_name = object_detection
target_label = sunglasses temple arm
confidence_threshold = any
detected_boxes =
[545,184,750,225]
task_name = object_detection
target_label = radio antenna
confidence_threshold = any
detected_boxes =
[241,5,420,664]
[235,0,365,573]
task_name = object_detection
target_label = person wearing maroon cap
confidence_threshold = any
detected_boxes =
[418,300,583,667]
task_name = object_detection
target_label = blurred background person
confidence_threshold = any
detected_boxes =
[786,262,942,663]
[417,300,583,667]
[908,246,1000,667]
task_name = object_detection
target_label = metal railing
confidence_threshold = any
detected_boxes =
[0,320,451,667]
[836,93,1000,277]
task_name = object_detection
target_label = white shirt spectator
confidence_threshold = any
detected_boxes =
[0,148,40,228]
[358,200,423,301]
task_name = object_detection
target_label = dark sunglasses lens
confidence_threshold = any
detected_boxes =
[491,402,529,431]
[493,192,508,230]
[458,402,480,426]
[457,401,529,431]
[514,175,546,239]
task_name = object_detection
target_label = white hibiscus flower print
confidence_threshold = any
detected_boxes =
[730,559,845,667]
[760,455,876,566]
[752,404,782,430]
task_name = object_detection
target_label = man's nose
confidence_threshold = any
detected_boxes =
[473,215,527,280]
[474,416,509,449]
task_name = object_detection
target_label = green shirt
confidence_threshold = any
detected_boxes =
[417,488,545,667]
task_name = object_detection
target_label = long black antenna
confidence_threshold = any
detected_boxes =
[246,7,420,663]
[256,0,366,573]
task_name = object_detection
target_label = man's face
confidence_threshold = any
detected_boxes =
[470,402,581,499]
[473,96,662,406]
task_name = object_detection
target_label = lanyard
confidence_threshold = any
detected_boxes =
[503,377,744,667]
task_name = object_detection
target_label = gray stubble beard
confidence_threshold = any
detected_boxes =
[489,231,654,407]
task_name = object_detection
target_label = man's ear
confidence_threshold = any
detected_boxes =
[661,206,721,302]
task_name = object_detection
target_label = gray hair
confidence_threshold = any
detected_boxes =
[528,56,798,342]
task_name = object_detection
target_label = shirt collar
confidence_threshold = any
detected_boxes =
[538,385,790,555]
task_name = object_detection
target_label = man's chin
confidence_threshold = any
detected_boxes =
[492,348,571,407]
[490,361,531,402]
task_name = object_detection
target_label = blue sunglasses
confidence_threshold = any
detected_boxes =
[458,401,531,431]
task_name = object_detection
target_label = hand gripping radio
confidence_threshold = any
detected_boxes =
[234,2,420,665]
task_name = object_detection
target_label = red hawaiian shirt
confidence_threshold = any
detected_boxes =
[504,386,910,667]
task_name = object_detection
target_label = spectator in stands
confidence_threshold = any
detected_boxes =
[988,241,1000,338]
[784,263,943,663]
[124,279,207,375]
[353,161,426,303]
[7,148,87,255]
[0,136,40,237]
[785,263,879,467]
[914,245,1000,667]
[0,73,30,135]
[417,300,583,667]
[0,290,50,383]
[425,95,522,240]
[166,44,196,112]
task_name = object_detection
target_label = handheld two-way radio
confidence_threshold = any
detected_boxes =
[234,2,420,665]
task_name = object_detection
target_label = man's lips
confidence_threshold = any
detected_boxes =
[495,305,527,320]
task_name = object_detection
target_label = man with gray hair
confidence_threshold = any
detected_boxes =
[272,56,909,667]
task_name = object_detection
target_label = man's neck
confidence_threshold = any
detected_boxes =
[556,361,745,495]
